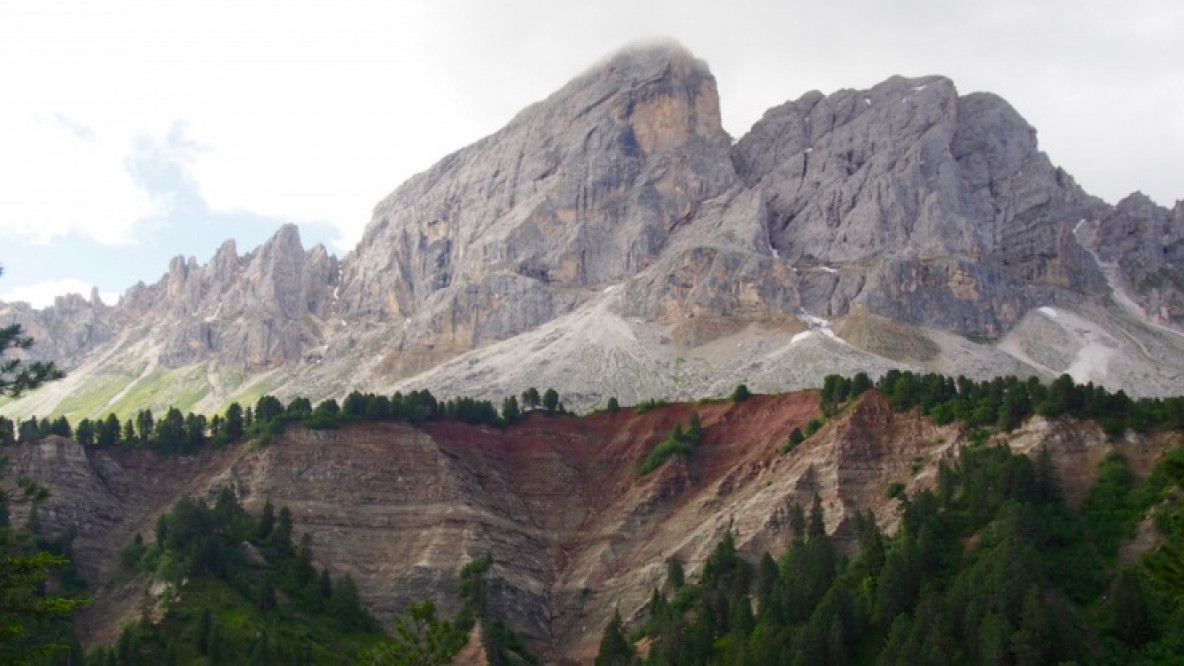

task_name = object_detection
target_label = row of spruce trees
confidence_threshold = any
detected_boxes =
[0,386,569,456]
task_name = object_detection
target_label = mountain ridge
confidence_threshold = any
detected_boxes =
[2,41,1182,422]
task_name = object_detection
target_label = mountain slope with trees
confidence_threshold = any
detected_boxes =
[4,371,1184,661]
[601,440,1184,664]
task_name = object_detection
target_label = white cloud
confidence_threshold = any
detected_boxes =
[0,111,164,245]
[0,1,480,252]
[0,279,116,309]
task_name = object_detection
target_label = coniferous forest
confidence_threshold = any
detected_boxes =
[87,489,384,665]
[595,377,1184,665]
[6,367,1184,663]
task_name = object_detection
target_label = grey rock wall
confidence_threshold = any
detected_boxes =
[2,41,1181,412]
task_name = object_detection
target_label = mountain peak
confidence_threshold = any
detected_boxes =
[4,45,1183,425]
[346,41,734,333]
[589,37,700,76]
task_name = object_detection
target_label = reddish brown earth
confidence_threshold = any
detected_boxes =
[1,390,1174,663]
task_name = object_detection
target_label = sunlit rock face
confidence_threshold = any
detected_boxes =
[3,41,1182,421]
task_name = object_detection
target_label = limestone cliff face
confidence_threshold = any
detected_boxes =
[129,225,339,369]
[2,392,1169,662]
[339,43,736,348]
[2,225,337,373]
[1090,194,1184,325]
[730,76,1106,335]
[0,292,121,368]
[2,41,1182,420]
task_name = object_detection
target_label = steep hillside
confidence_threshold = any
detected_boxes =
[2,388,1170,662]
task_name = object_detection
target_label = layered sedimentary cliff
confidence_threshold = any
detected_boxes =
[1,391,1163,662]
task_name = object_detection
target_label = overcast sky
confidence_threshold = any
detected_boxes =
[1,0,1181,307]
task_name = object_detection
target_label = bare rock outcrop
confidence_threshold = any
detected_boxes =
[2,225,338,375]
[339,42,736,344]
[3,41,1183,421]
[731,76,1106,335]
[6,391,1174,662]
[1089,193,1184,324]
[141,224,339,369]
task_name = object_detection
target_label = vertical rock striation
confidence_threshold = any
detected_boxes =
[339,42,737,348]
[731,75,1107,335]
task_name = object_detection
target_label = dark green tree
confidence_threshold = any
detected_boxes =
[542,388,560,414]
[98,413,121,447]
[821,374,850,414]
[332,574,366,630]
[224,402,244,440]
[1108,569,1152,648]
[206,623,223,662]
[115,625,135,665]
[808,493,826,539]
[730,384,752,402]
[255,394,285,424]
[286,396,313,418]
[666,556,686,589]
[365,394,393,420]
[293,533,317,587]
[459,555,492,616]
[306,398,342,429]
[17,418,39,443]
[48,415,71,437]
[365,599,463,666]
[250,629,271,664]
[0,474,87,663]
[852,371,873,396]
[783,427,806,454]
[342,390,368,419]
[594,609,634,666]
[135,409,154,442]
[319,569,333,600]
[270,506,294,559]
[0,279,63,396]
[183,412,206,450]
[501,395,521,424]
[0,269,81,663]
[522,387,541,411]
[154,407,185,450]
[258,500,275,540]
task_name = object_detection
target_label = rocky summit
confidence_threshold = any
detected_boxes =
[3,41,1183,421]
